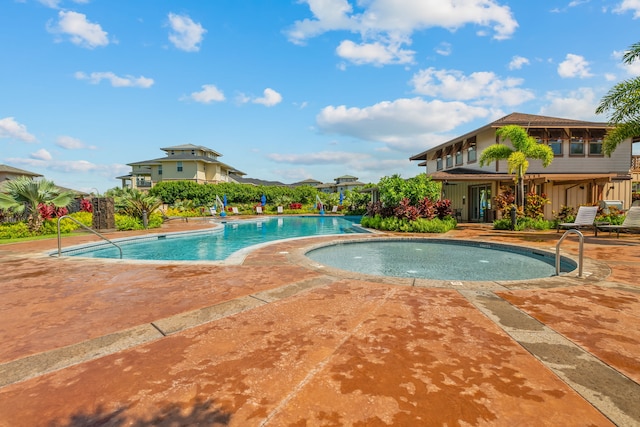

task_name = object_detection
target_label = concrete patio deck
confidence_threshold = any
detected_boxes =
[0,220,638,426]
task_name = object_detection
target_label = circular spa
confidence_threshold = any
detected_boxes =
[305,239,577,282]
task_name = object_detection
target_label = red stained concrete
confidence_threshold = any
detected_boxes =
[0,220,638,426]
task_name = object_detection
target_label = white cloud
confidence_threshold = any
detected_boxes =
[56,135,96,150]
[614,0,640,18]
[38,0,89,8]
[47,11,108,49]
[0,117,37,143]
[6,157,129,176]
[336,38,415,65]
[167,13,206,52]
[557,53,593,78]
[539,87,600,121]
[184,84,225,103]
[410,67,535,106]
[30,148,52,161]
[286,0,518,65]
[508,55,530,70]
[316,97,488,151]
[75,71,154,88]
[435,42,452,56]
[268,151,371,165]
[253,88,283,106]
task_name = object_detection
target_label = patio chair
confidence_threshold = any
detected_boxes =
[231,207,239,215]
[256,206,263,215]
[277,206,283,214]
[331,205,339,213]
[595,206,640,238]
[557,206,598,233]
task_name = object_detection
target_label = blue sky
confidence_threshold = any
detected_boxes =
[1,0,640,193]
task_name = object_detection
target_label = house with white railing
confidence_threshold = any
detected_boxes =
[117,144,246,190]
[410,112,638,222]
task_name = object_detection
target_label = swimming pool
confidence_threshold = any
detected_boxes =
[61,216,367,261]
[305,239,577,281]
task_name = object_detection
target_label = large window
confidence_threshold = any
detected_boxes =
[455,150,463,165]
[588,130,605,156]
[570,130,587,156]
[177,161,183,172]
[446,154,453,168]
[550,139,563,156]
[467,145,476,163]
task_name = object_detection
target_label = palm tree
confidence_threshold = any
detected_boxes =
[479,125,554,210]
[596,41,640,156]
[0,177,74,232]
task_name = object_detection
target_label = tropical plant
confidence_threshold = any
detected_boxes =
[0,177,74,232]
[479,125,554,210]
[378,173,441,208]
[118,189,163,219]
[596,41,640,156]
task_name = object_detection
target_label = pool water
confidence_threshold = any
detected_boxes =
[306,239,576,281]
[64,216,366,261]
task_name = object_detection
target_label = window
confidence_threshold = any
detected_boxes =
[177,161,183,172]
[589,139,603,156]
[436,158,443,171]
[191,150,195,155]
[549,139,563,156]
[158,165,162,175]
[446,154,453,168]
[455,151,463,165]
[570,130,586,156]
[467,145,477,163]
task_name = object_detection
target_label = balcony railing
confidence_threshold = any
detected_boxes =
[136,181,152,188]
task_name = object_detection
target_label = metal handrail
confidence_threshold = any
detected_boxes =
[57,215,122,259]
[555,229,583,277]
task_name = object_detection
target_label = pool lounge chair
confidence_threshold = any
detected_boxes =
[256,206,263,214]
[557,206,598,233]
[596,206,640,237]
[331,205,339,213]
[277,206,283,214]
[231,207,239,215]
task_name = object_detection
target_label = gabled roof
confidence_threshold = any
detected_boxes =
[160,144,223,157]
[291,178,323,186]
[410,112,610,161]
[0,164,43,178]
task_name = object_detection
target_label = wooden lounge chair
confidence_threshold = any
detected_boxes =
[596,206,640,237]
[557,206,598,232]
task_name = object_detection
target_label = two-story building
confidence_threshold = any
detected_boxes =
[316,175,366,194]
[409,112,637,222]
[117,144,246,190]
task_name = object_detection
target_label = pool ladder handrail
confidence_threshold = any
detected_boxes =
[555,229,583,278]
[57,215,122,259]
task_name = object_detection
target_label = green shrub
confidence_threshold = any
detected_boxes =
[115,214,143,231]
[0,222,31,239]
[360,215,456,233]
[493,217,552,231]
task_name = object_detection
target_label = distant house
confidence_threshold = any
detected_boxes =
[291,178,323,187]
[409,112,638,222]
[117,144,246,190]
[316,175,366,194]
[0,164,42,183]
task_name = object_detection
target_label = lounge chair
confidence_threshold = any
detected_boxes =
[209,207,217,217]
[160,210,188,223]
[231,207,239,215]
[277,206,283,214]
[596,206,640,237]
[557,206,598,233]
[331,205,339,213]
[256,206,263,214]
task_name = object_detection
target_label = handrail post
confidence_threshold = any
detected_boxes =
[57,215,122,259]
[556,229,584,277]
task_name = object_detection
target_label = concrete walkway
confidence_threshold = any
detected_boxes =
[0,221,638,426]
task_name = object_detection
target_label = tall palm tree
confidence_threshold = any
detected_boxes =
[596,41,640,156]
[479,125,554,210]
[0,177,74,232]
